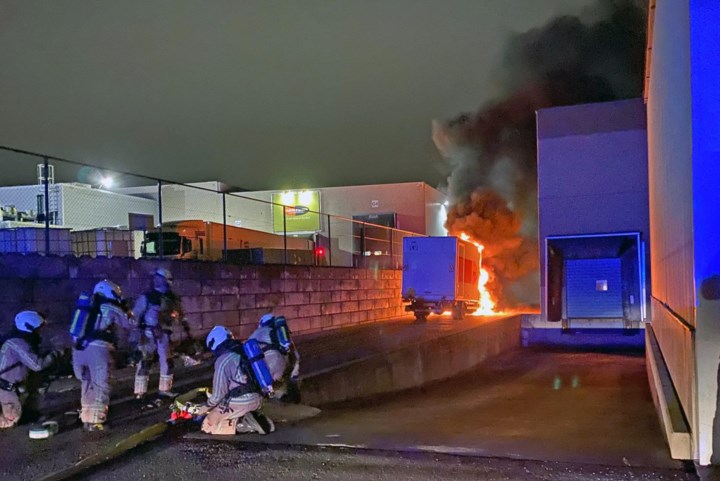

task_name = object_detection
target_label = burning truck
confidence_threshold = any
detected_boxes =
[402,235,491,321]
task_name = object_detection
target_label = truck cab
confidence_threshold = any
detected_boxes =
[141,231,193,259]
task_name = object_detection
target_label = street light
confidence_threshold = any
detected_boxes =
[99,176,114,189]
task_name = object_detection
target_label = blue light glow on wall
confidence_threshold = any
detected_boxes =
[690,0,720,298]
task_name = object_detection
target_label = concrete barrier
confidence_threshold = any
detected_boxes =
[300,315,521,406]
[40,316,521,415]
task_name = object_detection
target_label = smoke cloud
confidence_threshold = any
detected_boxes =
[434,0,646,308]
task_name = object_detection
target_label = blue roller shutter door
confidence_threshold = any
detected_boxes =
[565,258,623,318]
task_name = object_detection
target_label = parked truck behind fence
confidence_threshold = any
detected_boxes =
[142,220,313,261]
[402,236,481,321]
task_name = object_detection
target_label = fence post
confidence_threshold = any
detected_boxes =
[327,214,332,267]
[360,222,366,269]
[390,228,394,269]
[222,192,227,262]
[157,180,163,259]
[283,207,288,265]
[43,157,50,255]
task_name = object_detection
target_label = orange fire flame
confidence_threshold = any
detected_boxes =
[460,233,496,315]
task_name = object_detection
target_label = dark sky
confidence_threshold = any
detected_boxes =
[0,0,594,191]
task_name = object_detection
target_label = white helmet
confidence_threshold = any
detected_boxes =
[93,280,122,302]
[154,268,173,283]
[206,326,232,351]
[259,313,275,327]
[15,311,46,333]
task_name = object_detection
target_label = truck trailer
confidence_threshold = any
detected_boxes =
[402,236,481,321]
[142,220,313,261]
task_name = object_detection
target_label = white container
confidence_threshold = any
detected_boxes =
[71,229,136,258]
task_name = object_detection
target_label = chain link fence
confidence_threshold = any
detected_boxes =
[0,146,423,268]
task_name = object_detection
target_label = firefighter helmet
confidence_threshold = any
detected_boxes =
[259,313,275,327]
[15,311,46,333]
[154,268,173,282]
[206,326,232,351]
[93,280,123,302]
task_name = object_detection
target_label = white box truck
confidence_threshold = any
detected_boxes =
[402,236,481,321]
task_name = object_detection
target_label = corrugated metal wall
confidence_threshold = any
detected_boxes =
[61,184,157,230]
[646,0,696,449]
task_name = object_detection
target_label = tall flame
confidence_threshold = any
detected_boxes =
[460,233,496,315]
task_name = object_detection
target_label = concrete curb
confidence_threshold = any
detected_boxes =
[299,315,521,406]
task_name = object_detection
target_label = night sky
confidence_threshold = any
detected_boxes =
[0,0,594,191]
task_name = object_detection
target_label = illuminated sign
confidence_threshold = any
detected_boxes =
[285,206,310,216]
[272,191,321,233]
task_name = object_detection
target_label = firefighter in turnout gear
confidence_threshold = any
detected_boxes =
[249,313,301,400]
[195,326,274,435]
[132,268,184,399]
[72,281,133,432]
[0,311,63,429]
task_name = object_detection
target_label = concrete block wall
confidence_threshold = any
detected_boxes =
[0,254,404,344]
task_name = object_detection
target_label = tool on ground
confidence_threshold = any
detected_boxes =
[168,387,208,424]
[28,421,59,439]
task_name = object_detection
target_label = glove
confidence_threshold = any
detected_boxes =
[44,350,63,366]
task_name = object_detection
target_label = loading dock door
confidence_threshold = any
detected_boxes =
[565,258,623,318]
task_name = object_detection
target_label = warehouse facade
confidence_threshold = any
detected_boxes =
[536,99,650,333]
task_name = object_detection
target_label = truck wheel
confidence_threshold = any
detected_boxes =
[414,312,427,322]
[452,302,466,320]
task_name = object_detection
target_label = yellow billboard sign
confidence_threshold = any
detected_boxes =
[272,191,321,233]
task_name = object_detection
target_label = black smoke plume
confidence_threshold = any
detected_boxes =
[434,0,646,309]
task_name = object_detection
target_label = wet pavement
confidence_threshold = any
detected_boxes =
[237,348,683,470]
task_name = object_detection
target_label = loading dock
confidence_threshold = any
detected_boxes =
[546,232,646,329]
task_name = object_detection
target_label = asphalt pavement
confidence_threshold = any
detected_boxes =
[76,345,696,481]
[0,324,695,481]
[80,441,696,481]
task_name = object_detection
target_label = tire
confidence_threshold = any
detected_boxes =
[452,302,466,320]
[414,312,427,322]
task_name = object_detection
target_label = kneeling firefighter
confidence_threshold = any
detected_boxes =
[195,326,275,435]
[249,314,300,401]
[0,311,63,429]
[71,280,134,432]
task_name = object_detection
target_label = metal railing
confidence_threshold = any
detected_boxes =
[0,145,422,268]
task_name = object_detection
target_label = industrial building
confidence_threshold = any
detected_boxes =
[119,181,448,267]
[643,0,720,468]
[235,182,448,266]
[0,182,155,257]
[0,182,156,231]
[0,178,447,265]
[531,0,720,470]
[536,99,650,333]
